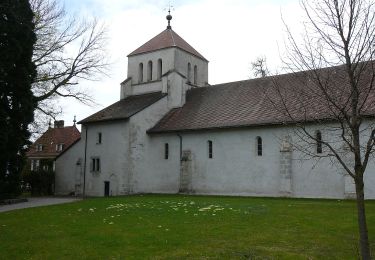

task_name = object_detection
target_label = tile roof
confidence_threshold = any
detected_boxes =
[128,28,207,61]
[27,126,81,158]
[148,64,375,133]
[79,92,167,124]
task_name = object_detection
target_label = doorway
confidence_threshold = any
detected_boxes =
[104,181,110,197]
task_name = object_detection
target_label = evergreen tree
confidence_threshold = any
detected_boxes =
[0,0,36,199]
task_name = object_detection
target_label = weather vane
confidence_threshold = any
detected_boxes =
[164,2,174,29]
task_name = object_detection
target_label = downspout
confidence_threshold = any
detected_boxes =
[177,133,182,160]
[83,125,88,198]
[177,133,183,193]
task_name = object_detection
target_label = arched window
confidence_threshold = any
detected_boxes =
[138,63,143,83]
[187,63,191,83]
[194,65,198,85]
[256,137,262,156]
[208,140,213,159]
[147,61,153,81]
[316,131,322,154]
[157,59,162,79]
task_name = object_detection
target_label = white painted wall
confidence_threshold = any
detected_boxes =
[55,139,84,195]
[127,96,179,193]
[127,48,175,85]
[83,121,130,196]
[143,124,375,199]
[175,48,208,86]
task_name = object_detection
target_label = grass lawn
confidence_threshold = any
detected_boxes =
[0,195,374,259]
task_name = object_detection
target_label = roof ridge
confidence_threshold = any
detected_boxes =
[169,29,176,46]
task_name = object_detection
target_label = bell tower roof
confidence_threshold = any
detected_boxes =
[128,28,208,61]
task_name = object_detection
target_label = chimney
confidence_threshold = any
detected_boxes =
[54,120,64,128]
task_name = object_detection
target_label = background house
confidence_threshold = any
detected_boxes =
[26,120,81,194]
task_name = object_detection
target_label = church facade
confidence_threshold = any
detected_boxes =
[55,16,375,199]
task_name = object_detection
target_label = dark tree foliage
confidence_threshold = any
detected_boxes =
[0,0,36,199]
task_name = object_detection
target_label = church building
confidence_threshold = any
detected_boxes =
[55,13,375,199]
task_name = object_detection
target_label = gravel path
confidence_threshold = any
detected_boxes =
[0,197,81,213]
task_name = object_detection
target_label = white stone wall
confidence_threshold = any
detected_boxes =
[174,49,208,87]
[55,139,84,195]
[174,128,281,196]
[127,49,175,85]
[143,125,375,199]
[83,121,130,196]
[127,97,179,193]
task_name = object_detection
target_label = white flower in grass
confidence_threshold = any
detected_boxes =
[109,222,114,225]
[89,208,95,212]
[77,208,82,212]
[158,225,162,228]
[212,214,216,216]
[194,214,198,216]
[165,229,169,231]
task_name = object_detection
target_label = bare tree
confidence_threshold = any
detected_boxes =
[251,56,269,78]
[30,0,108,134]
[269,0,375,258]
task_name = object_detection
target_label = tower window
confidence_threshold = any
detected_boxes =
[208,140,213,159]
[187,63,191,83]
[316,131,322,154]
[157,59,162,79]
[194,65,198,85]
[138,63,143,83]
[256,137,262,156]
[164,143,169,159]
[147,60,153,81]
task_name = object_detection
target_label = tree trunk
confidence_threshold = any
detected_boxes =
[355,176,371,259]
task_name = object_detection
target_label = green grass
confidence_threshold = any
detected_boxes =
[0,195,374,259]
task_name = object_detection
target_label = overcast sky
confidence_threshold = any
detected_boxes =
[58,0,304,130]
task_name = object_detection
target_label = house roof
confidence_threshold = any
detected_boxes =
[148,63,375,133]
[128,28,208,61]
[27,126,81,159]
[79,92,167,124]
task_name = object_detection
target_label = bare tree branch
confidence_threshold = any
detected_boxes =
[272,0,375,257]
[29,0,109,133]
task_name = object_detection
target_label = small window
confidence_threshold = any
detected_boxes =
[194,65,198,85]
[56,143,64,152]
[97,132,102,144]
[316,131,322,154]
[187,63,192,83]
[208,140,213,159]
[164,143,169,159]
[31,159,40,171]
[31,160,35,171]
[91,157,100,172]
[256,137,262,156]
[157,59,162,79]
[36,144,43,152]
[138,63,143,83]
[147,60,153,81]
